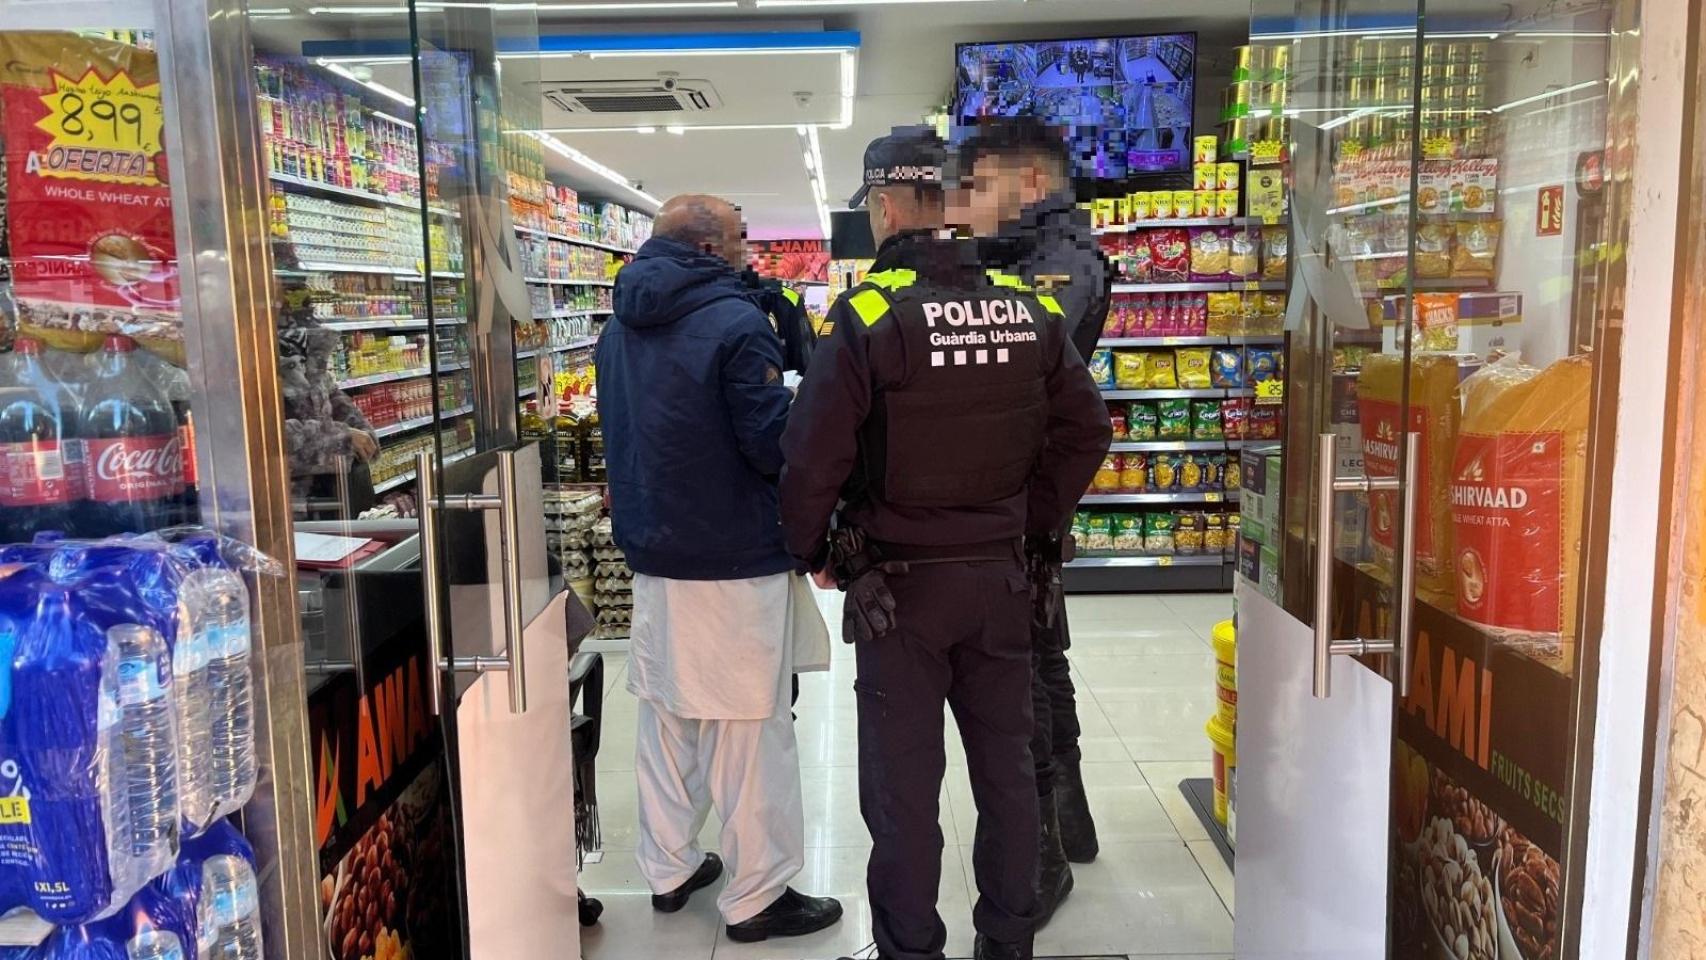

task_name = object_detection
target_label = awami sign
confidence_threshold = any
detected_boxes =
[747,238,829,282]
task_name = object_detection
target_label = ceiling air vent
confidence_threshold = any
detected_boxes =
[542,79,722,115]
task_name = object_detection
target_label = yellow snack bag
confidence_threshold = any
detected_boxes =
[1147,351,1178,389]
[1114,351,1149,389]
[1176,348,1214,389]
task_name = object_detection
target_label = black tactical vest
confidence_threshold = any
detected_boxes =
[855,268,1052,508]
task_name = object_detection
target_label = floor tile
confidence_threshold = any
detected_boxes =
[1065,624,1213,657]
[1159,594,1235,640]
[1072,652,1218,702]
[1138,761,1214,844]
[1188,839,1235,916]
[1097,690,1219,763]
[579,851,723,960]
[710,845,977,960]
[943,760,1181,849]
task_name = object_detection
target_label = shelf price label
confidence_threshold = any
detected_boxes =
[1256,379,1286,404]
[1156,555,1174,567]
[1204,492,1224,503]
[33,68,165,185]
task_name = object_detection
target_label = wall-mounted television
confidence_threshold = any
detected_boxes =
[952,33,1198,178]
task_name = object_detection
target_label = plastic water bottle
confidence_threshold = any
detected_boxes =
[179,567,256,826]
[109,622,180,876]
[199,854,264,960]
[129,929,188,960]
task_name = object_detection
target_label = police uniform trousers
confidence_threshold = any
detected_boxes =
[853,556,1040,960]
[1030,592,1083,796]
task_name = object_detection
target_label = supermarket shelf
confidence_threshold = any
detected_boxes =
[1110,440,1233,453]
[1227,334,1286,345]
[517,348,541,360]
[519,385,539,398]
[373,404,473,439]
[338,359,467,390]
[270,172,422,211]
[1101,336,1225,347]
[278,262,423,279]
[374,447,475,494]
[516,225,637,255]
[1101,388,1228,400]
[1066,555,1229,569]
[558,336,599,352]
[526,276,616,288]
[1370,277,1494,293]
[321,316,468,332]
[545,309,613,320]
[1080,491,1238,505]
[1111,280,1287,294]
[1097,217,1239,232]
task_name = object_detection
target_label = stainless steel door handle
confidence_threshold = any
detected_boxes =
[415,449,531,716]
[1311,432,1418,699]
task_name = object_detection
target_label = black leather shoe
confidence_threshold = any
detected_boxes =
[651,853,723,913]
[974,932,1033,960]
[725,887,844,943]
[1036,790,1075,928]
[1056,760,1100,863]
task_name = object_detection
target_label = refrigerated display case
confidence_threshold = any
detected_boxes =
[1230,0,1690,957]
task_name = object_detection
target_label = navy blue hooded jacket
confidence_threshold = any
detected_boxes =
[597,237,796,580]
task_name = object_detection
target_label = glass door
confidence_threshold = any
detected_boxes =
[1240,0,1625,957]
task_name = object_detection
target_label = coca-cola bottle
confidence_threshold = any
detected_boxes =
[78,335,185,537]
[0,337,82,542]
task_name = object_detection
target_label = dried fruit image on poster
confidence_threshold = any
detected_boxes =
[0,33,182,363]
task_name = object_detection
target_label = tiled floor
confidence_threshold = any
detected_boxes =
[580,591,1235,960]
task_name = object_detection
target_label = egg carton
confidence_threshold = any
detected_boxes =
[591,546,626,563]
[595,591,634,609]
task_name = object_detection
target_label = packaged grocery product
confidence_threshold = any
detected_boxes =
[1149,229,1191,283]
[1413,293,1461,351]
[1247,346,1282,385]
[1452,220,1500,278]
[1262,227,1290,280]
[1103,298,1128,338]
[1176,348,1214,389]
[1357,352,1461,597]
[1113,514,1145,554]
[1131,192,1153,220]
[1093,199,1116,230]
[1128,236,1155,282]
[1229,229,1260,278]
[1194,163,1218,192]
[1084,514,1115,555]
[1108,404,1129,441]
[1119,454,1149,492]
[1250,405,1282,439]
[1246,167,1287,223]
[1176,513,1206,555]
[1218,162,1243,191]
[1205,453,1228,490]
[1189,228,1232,280]
[1148,351,1179,389]
[1212,346,1246,387]
[1415,223,1453,278]
[1134,292,1160,332]
[1150,191,1174,220]
[1072,512,1091,545]
[1194,192,1217,218]
[1180,454,1207,490]
[1449,355,1592,671]
[1092,455,1122,493]
[1144,512,1178,555]
[1088,348,1115,388]
[1192,400,1225,439]
[1217,190,1241,218]
[1222,397,1251,438]
[1195,135,1220,164]
[1114,351,1149,390]
[1223,455,1242,491]
[1128,402,1160,440]
[1184,293,1210,335]
[1158,399,1191,439]
[1204,513,1230,554]
[1206,293,1242,335]
[1152,453,1182,490]
[1174,190,1197,219]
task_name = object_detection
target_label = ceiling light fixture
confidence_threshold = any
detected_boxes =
[318,60,416,107]
[636,126,657,134]
[835,50,857,129]
[803,125,832,239]
[666,125,685,135]
[756,0,987,6]
[531,132,661,210]
[584,47,848,59]
[533,122,828,134]
[1489,78,1604,113]
[1250,26,1413,41]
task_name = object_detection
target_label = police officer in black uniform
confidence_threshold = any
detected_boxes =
[741,267,818,375]
[779,127,1111,960]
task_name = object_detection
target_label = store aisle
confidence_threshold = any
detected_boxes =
[580,592,1235,960]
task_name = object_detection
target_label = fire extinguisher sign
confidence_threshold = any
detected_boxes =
[1536,185,1565,237]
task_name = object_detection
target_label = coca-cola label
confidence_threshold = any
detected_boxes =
[1449,432,1565,633]
[0,439,81,507]
[179,418,198,488]
[85,434,184,502]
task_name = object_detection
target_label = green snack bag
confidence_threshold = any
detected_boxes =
[1113,514,1144,554]
[1128,401,1160,440]
[1158,398,1192,439]
[1072,512,1092,544]
[1143,512,1178,555]
[1084,514,1115,556]
[1191,400,1224,439]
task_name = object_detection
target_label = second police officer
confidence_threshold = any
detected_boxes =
[779,127,1111,960]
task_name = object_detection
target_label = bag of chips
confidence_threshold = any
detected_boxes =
[1206,453,1228,490]
[1114,351,1149,389]
[1092,455,1122,492]
[1084,514,1115,556]
[1204,513,1230,554]
[1149,228,1191,283]
[1189,227,1232,280]
[1176,513,1206,555]
[1108,404,1129,441]
[1223,456,1243,491]
[1183,293,1209,335]
[1229,229,1260,278]
[1143,513,1177,555]
[1452,221,1500,278]
[1222,397,1251,438]
[1180,454,1207,491]
[1103,297,1129,338]
[1127,237,1154,283]
[1191,400,1224,439]
[1148,351,1179,389]
[1206,293,1242,336]
[1152,452,1183,489]
[1176,348,1213,389]
[1211,346,1245,388]
[1416,223,1453,279]
[1113,514,1145,555]
[1262,227,1289,280]
[1072,512,1091,546]
[1119,453,1149,492]
[1413,293,1461,352]
[1128,402,1159,440]
[1088,348,1115,388]
[1250,406,1281,439]
[1157,399,1191,439]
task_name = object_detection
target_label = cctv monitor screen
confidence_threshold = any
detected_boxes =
[952,33,1197,177]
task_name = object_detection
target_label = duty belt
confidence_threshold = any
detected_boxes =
[871,538,1022,566]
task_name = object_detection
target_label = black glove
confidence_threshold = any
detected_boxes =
[1026,534,1066,632]
[843,568,899,645]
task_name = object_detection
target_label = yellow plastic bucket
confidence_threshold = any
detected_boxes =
[1206,714,1237,826]
[1212,620,1238,728]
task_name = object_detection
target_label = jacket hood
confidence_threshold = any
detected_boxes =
[980,191,1090,266]
[614,236,756,328]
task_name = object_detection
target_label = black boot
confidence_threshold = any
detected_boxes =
[1055,759,1100,863]
[974,932,1034,960]
[1035,790,1074,928]
[725,887,844,942]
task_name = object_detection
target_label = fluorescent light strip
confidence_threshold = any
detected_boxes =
[532,122,827,133]
[531,132,661,210]
[837,49,856,129]
[586,47,849,58]
[805,125,831,239]
[1251,26,1413,40]
[757,0,988,6]
[1490,78,1603,113]
[319,60,416,107]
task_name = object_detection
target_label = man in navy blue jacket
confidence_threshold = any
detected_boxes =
[597,194,842,944]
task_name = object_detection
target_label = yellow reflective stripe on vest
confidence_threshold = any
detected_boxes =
[782,286,801,305]
[849,288,890,327]
[986,270,1031,292]
[1036,294,1065,317]
[864,269,918,291]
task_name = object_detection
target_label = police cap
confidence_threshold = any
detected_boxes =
[848,125,946,209]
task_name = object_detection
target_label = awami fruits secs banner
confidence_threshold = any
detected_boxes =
[0,34,182,362]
